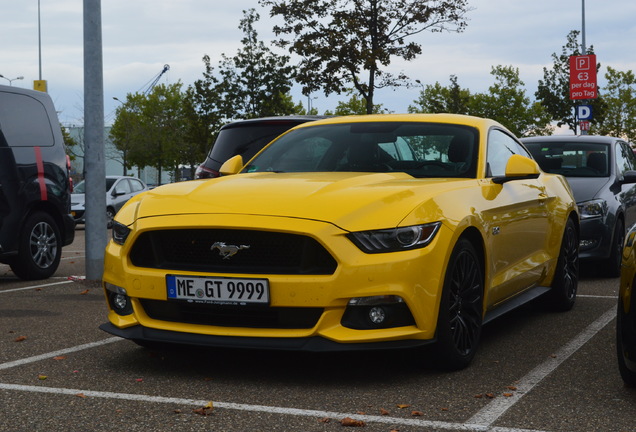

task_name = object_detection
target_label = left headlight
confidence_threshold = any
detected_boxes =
[347,222,441,253]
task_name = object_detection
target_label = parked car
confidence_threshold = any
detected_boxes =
[101,114,579,370]
[195,115,328,179]
[522,135,636,277]
[0,84,75,280]
[71,175,148,228]
[617,224,636,386]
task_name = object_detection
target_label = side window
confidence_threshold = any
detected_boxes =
[617,141,635,174]
[0,92,55,147]
[116,179,133,195]
[486,129,529,177]
[129,179,145,192]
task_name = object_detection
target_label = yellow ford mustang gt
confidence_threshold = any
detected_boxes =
[100,114,579,370]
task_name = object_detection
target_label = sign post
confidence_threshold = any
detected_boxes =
[570,54,597,135]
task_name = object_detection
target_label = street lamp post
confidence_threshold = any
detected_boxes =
[0,75,24,86]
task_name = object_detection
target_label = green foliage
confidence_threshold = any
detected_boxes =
[469,65,553,136]
[535,30,605,133]
[260,0,470,114]
[325,93,387,115]
[408,75,470,114]
[204,8,303,119]
[594,67,636,141]
[409,69,552,136]
[60,126,78,160]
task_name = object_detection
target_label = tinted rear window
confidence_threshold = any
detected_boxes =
[0,92,55,147]
[208,122,303,164]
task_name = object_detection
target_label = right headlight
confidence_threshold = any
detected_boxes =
[111,221,131,245]
[577,199,606,220]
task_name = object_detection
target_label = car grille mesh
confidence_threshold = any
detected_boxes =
[129,229,338,275]
[140,299,323,329]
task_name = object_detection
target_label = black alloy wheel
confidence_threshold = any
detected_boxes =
[617,292,636,387]
[548,218,579,311]
[433,238,483,370]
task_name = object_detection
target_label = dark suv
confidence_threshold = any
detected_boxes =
[0,85,75,280]
[195,116,327,179]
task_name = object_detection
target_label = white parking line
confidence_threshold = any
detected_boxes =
[466,306,616,427]
[0,382,548,432]
[0,302,616,432]
[0,280,73,294]
[0,338,121,370]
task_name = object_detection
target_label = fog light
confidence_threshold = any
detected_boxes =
[368,306,386,325]
[113,293,128,310]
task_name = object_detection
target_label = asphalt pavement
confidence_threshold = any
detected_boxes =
[1,228,635,432]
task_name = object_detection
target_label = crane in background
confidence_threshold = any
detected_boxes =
[141,64,170,95]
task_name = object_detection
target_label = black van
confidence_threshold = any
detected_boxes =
[0,84,75,280]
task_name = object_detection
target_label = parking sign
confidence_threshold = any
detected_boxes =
[576,105,593,120]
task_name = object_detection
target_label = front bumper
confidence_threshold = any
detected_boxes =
[578,216,612,261]
[99,322,434,352]
[102,214,453,349]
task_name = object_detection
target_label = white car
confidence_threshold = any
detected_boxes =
[71,175,148,228]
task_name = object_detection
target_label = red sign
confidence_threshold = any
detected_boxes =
[569,54,597,99]
[580,121,590,131]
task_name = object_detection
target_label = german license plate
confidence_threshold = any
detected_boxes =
[166,275,269,305]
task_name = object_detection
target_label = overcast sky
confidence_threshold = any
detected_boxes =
[2,0,635,126]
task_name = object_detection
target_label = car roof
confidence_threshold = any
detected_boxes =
[220,115,330,130]
[521,135,623,144]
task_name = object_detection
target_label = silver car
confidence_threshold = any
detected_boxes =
[71,175,148,228]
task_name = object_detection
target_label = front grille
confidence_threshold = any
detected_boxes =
[140,299,323,329]
[129,229,338,275]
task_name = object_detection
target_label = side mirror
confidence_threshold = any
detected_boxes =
[492,154,541,184]
[219,155,244,176]
[621,170,636,184]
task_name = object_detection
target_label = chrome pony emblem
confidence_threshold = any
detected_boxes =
[211,242,250,259]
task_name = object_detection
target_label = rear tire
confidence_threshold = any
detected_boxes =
[547,218,578,311]
[9,211,62,280]
[433,238,483,370]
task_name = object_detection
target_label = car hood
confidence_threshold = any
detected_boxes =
[130,172,472,231]
[566,176,612,202]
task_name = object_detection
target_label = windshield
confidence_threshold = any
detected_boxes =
[244,122,479,178]
[525,142,610,177]
[73,178,118,194]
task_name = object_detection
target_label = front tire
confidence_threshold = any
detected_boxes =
[106,207,116,229]
[604,219,624,278]
[547,218,579,311]
[617,295,636,387]
[433,238,483,370]
[9,211,62,280]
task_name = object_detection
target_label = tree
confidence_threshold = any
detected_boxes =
[211,8,302,119]
[325,92,387,115]
[594,67,636,142]
[535,30,604,133]
[408,75,470,114]
[470,65,553,136]
[110,83,193,184]
[260,0,470,114]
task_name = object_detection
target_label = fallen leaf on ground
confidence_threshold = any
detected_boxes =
[76,393,86,398]
[396,404,411,409]
[318,417,331,423]
[340,417,365,427]
[379,408,389,415]
[38,375,47,380]
[507,386,517,391]
[79,289,89,295]
[53,356,66,361]
[503,393,514,397]
[411,410,424,416]
[14,336,27,342]
[192,402,214,416]
[485,393,495,399]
